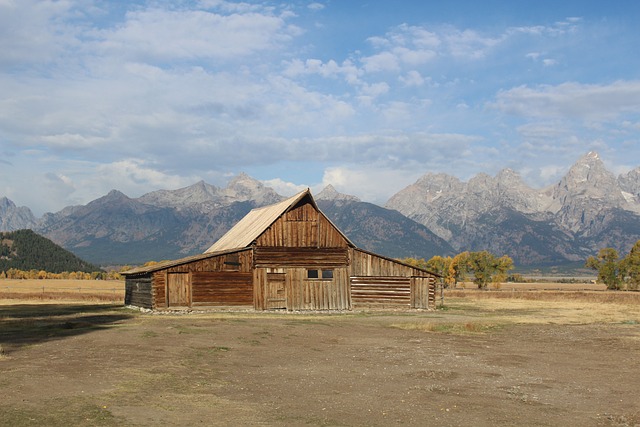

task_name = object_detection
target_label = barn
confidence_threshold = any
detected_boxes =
[123,189,439,311]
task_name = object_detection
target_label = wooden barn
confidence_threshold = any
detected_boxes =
[123,189,438,311]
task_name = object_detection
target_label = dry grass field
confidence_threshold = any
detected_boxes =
[1,287,639,426]
[0,279,124,302]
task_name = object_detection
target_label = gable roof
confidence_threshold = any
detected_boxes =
[204,188,354,253]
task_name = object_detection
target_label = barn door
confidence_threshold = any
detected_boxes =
[167,273,191,307]
[265,272,286,309]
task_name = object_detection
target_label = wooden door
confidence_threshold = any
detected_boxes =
[265,272,286,309]
[167,273,190,307]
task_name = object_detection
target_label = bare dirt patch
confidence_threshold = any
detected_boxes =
[1,295,639,426]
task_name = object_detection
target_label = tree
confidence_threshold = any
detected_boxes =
[451,251,470,285]
[467,251,514,289]
[621,240,640,290]
[586,248,623,290]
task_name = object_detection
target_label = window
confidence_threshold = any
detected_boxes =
[322,270,333,279]
[224,253,241,271]
[307,269,333,280]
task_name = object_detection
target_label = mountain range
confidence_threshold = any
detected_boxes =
[1,152,639,268]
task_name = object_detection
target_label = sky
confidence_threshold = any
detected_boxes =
[1,0,639,216]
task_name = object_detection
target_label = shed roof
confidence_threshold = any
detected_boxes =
[204,188,353,253]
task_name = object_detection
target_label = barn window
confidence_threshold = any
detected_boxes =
[224,253,240,271]
[307,269,333,280]
[322,269,333,279]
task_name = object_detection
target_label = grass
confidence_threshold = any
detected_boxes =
[0,279,124,303]
[391,321,500,335]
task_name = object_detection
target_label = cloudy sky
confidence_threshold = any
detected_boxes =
[1,0,639,215]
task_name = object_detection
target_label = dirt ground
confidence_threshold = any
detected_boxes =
[1,296,639,426]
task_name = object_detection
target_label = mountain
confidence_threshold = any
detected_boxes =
[0,229,100,273]
[316,185,454,259]
[1,153,638,268]
[138,173,283,212]
[386,151,640,266]
[0,197,38,231]
[35,187,257,265]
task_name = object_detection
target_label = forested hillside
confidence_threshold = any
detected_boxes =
[0,229,101,273]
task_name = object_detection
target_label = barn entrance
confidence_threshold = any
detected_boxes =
[265,272,287,309]
[167,272,191,307]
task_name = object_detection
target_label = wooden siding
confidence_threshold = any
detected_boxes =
[164,250,252,273]
[153,271,167,308]
[350,277,411,307]
[350,249,433,277]
[167,272,190,307]
[255,201,350,248]
[191,272,253,306]
[254,247,349,268]
[411,276,436,309]
[253,267,350,310]
[125,274,153,309]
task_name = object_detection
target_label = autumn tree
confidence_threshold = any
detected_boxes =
[621,240,640,290]
[450,251,470,285]
[466,251,514,289]
[586,248,623,290]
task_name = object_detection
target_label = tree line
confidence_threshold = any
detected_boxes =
[402,251,514,289]
[0,268,122,281]
[403,240,640,291]
[586,240,640,290]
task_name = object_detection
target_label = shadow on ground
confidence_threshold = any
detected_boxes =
[0,304,133,354]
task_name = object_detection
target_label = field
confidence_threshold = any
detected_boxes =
[1,286,640,426]
[0,279,124,302]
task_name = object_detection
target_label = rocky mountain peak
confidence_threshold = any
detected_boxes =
[224,173,283,206]
[552,151,624,203]
[0,196,39,231]
[316,185,361,202]
[138,180,221,209]
[618,167,640,206]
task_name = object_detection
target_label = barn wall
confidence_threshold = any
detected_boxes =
[191,271,253,306]
[349,249,437,310]
[133,250,253,309]
[153,271,167,308]
[164,251,252,273]
[350,276,411,307]
[254,247,349,268]
[125,274,153,309]
[255,201,350,248]
[254,266,351,311]
[411,276,436,309]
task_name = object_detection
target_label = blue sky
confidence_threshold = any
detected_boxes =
[1,0,639,215]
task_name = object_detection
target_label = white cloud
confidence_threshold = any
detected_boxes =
[399,70,425,87]
[320,166,422,205]
[308,3,325,11]
[261,178,308,196]
[95,7,297,62]
[491,81,640,121]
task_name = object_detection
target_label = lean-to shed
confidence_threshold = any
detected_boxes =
[123,189,438,310]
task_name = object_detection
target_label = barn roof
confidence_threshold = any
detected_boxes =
[204,188,354,253]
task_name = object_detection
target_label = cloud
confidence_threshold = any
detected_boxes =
[94,7,297,63]
[308,3,325,11]
[261,178,308,196]
[491,81,640,121]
